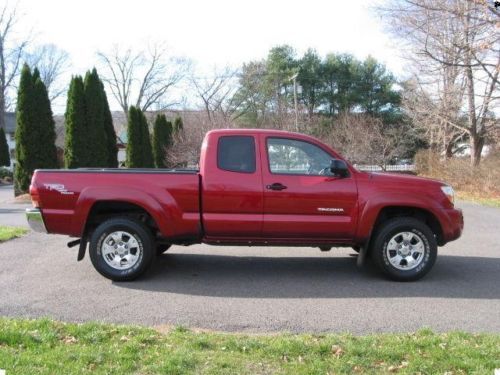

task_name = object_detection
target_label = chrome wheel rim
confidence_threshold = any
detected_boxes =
[101,231,141,270]
[386,231,425,271]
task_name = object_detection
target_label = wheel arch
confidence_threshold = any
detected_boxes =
[368,205,444,248]
[83,200,160,238]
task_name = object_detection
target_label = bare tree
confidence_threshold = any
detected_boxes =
[379,0,500,166]
[319,113,408,168]
[189,67,241,126]
[97,43,189,115]
[402,77,468,158]
[0,2,29,129]
[25,43,70,102]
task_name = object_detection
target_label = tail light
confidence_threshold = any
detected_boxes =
[29,184,41,208]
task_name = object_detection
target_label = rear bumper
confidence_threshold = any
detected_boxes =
[26,208,48,233]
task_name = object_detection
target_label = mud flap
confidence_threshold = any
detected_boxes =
[77,238,87,261]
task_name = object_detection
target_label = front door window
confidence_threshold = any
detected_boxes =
[267,138,333,176]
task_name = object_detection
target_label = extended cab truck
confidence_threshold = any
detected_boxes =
[26,129,463,281]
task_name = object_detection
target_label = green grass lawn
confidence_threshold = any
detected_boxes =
[0,226,28,242]
[0,318,498,374]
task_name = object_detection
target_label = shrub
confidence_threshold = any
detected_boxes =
[0,167,13,179]
[415,150,500,198]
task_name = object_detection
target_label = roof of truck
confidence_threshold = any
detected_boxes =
[206,128,308,137]
[204,128,341,158]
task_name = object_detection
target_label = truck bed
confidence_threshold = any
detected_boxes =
[31,168,201,239]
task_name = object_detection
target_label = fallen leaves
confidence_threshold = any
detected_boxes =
[331,345,344,357]
[388,361,409,372]
[62,335,77,344]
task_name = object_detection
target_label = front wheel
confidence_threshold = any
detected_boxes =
[371,218,437,281]
[89,218,154,281]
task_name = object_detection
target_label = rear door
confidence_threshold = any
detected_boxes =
[260,136,358,240]
[201,134,264,238]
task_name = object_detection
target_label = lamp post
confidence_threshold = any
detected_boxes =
[290,72,299,132]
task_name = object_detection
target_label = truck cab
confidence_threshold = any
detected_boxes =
[201,130,359,244]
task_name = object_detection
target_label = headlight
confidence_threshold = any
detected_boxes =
[441,185,455,205]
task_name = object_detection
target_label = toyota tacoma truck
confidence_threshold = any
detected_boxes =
[26,129,463,281]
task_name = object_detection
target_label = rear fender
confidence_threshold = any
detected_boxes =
[72,186,178,237]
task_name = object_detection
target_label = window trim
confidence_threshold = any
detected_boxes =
[217,135,257,174]
[265,136,346,177]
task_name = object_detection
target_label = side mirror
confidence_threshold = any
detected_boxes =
[330,159,349,178]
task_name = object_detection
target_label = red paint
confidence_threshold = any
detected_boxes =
[31,129,463,247]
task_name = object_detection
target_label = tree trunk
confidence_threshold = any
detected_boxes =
[0,92,5,130]
[470,133,484,167]
[445,140,454,158]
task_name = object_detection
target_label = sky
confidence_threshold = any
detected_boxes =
[15,0,405,113]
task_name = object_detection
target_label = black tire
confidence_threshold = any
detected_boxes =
[89,217,154,281]
[156,244,172,255]
[370,217,437,281]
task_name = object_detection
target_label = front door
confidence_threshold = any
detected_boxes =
[261,136,358,240]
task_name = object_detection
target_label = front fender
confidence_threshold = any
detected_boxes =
[355,193,444,243]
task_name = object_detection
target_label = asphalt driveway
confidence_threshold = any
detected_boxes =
[0,184,30,228]
[0,184,499,333]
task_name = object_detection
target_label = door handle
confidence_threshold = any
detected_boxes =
[266,183,287,191]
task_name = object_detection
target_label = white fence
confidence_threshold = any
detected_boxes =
[354,164,416,172]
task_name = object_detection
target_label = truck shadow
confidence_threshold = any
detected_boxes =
[115,253,500,299]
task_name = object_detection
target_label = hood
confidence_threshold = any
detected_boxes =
[368,172,445,188]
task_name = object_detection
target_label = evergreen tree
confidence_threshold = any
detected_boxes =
[126,107,154,168]
[152,114,172,168]
[14,65,35,194]
[14,64,58,195]
[33,68,58,169]
[140,110,154,168]
[84,68,107,167]
[127,106,153,167]
[0,127,10,167]
[100,82,118,167]
[173,116,183,133]
[64,76,88,168]
[126,106,140,167]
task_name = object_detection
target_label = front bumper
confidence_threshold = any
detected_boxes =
[26,208,48,233]
[442,207,464,244]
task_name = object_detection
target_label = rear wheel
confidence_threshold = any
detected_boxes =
[89,218,154,281]
[371,217,437,281]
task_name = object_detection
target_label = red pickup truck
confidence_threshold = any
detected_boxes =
[27,129,463,281]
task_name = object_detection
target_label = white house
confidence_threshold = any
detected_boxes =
[2,112,16,170]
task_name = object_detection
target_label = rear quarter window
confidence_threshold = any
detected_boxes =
[217,136,256,173]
